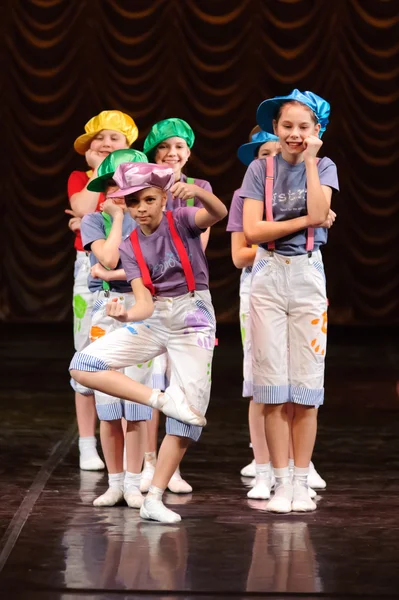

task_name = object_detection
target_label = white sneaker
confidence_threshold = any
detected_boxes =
[140,496,181,523]
[241,459,256,477]
[250,470,275,489]
[152,386,206,427]
[80,455,105,471]
[292,482,317,512]
[140,462,155,493]
[247,473,271,500]
[93,487,124,507]
[167,469,193,494]
[266,481,293,513]
[308,486,317,499]
[308,462,326,489]
[124,487,144,509]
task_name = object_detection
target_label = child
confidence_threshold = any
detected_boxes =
[241,89,339,513]
[80,148,154,508]
[68,110,138,470]
[70,162,227,522]
[140,118,212,494]
[227,130,280,499]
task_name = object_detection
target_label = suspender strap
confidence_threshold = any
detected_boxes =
[166,211,196,293]
[305,157,320,253]
[101,212,113,291]
[264,156,321,253]
[264,156,275,251]
[129,229,156,296]
[186,177,195,207]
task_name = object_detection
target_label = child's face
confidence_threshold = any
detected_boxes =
[273,104,320,157]
[257,141,280,158]
[154,137,190,176]
[126,187,167,230]
[90,129,129,158]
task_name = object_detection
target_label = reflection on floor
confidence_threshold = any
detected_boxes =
[0,324,398,599]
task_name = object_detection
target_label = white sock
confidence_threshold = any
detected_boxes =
[255,463,271,476]
[293,466,309,486]
[124,471,141,492]
[147,484,164,500]
[148,389,162,409]
[108,472,125,490]
[274,466,290,485]
[79,436,99,460]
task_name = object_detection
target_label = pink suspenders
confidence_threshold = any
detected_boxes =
[264,156,320,254]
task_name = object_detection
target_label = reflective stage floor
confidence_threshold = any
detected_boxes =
[0,324,398,599]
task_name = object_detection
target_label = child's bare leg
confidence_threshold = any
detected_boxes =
[75,391,104,471]
[286,403,294,461]
[140,410,160,493]
[70,369,205,426]
[264,404,290,468]
[291,405,318,468]
[124,420,147,508]
[247,401,272,500]
[141,434,191,523]
[93,419,124,507]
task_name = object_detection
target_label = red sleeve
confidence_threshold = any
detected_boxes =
[67,171,89,200]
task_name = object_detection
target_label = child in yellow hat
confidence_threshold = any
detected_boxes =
[67,110,138,471]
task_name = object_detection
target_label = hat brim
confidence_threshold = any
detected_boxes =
[256,99,282,134]
[237,142,265,166]
[73,133,97,155]
[109,184,164,198]
[87,174,114,193]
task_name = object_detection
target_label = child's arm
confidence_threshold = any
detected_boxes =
[69,151,105,217]
[304,136,331,224]
[106,278,154,323]
[91,263,127,282]
[170,182,227,228]
[243,199,313,245]
[90,200,125,269]
[231,232,257,269]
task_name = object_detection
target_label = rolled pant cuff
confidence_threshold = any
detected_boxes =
[165,417,203,442]
[291,385,324,407]
[253,384,290,404]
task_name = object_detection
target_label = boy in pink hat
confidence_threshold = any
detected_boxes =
[70,162,227,523]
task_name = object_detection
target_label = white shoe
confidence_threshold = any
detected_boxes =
[152,386,206,427]
[241,459,256,477]
[308,486,317,499]
[247,473,271,500]
[250,470,275,489]
[140,462,155,493]
[124,487,144,509]
[266,481,293,513]
[292,482,317,512]
[93,487,124,507]
[140,496,181,523]
[308,462,326,489]
[80,455,105,471]
[167,469,193,494]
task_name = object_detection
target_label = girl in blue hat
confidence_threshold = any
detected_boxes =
[241,90,339,513]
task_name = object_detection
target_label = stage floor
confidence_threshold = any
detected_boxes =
[0,324,398,599]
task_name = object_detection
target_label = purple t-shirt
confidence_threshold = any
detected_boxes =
[165,174,211,210]
[119,208,209,297]
[240,155,339,255]
[227,188,244,233]
[81,212,136,293]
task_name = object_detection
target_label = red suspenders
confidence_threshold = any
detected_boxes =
[264,156,320,254]
[129,211,196,296]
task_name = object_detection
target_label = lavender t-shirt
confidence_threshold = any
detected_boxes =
[227,188,244,233]
[119,207,209,297]
[240,155,339,255]
[165,174,211,210]
[81,212,136,293]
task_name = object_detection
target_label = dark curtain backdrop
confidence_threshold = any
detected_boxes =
[0,0,397,324]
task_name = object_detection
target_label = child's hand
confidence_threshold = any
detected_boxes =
[170,182,197,202]
[85,149,105,170]
[91,263,109,281]
[303,135,323,160]
[102,198,125,217]
[319,209,336,229]
[65,210,82,233]
[106,298,128,322]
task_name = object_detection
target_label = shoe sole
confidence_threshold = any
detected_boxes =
[292,502,317,512]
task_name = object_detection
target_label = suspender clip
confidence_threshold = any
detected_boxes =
[307,251,313,258]
[104,290,110,298]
